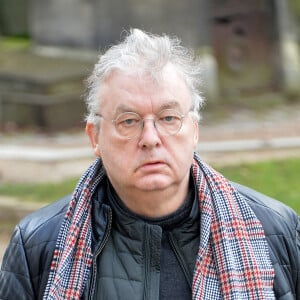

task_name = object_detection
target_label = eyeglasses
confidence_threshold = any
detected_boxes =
[96,109,190,139]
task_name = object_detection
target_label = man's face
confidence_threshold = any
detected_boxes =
[87,64,198,201]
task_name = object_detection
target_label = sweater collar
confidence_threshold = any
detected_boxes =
[106,174,197,231]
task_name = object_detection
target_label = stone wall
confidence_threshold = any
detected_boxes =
[29,0,96,48]
[28,0,210,49]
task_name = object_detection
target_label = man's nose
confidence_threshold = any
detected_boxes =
[138,119,161,148]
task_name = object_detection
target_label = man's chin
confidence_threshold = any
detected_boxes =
[135,175,173,192]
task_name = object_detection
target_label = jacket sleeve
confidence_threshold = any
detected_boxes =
[0,225,35,300]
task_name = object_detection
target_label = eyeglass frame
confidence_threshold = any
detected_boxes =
[95,108,193,139]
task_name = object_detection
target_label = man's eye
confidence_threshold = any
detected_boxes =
[163,116,175,122]
[160,115,179,123]
[121,118,139,126]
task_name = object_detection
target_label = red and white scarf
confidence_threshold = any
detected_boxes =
[44,153,275,299]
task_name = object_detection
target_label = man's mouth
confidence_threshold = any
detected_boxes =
[139,161,166,171]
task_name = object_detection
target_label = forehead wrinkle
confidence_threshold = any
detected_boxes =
[113,99,183,118]
[158,99,181,111]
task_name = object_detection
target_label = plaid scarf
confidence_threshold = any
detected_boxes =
[192,154,275,299]
[44,153,275,299]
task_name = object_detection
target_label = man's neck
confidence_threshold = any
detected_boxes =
[110,179,190,218]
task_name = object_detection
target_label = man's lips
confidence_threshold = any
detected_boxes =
[138,160,167,172]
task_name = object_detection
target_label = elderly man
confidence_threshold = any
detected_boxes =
[0,29,299,299]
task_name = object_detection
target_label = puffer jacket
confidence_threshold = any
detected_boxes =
[0,182,299,299]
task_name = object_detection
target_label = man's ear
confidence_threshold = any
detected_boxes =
[86,123,101,157]
[193,121,198,148]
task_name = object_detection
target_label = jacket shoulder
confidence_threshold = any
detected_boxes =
[233,182,299,234]
[0,195,72,299]
[18,194,71,247]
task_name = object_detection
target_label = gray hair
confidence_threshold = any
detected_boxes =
[85,28,205,127]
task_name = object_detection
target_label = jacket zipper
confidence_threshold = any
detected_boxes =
[88,209,113,300]
[167,232,192,290]
[143,225,151,300]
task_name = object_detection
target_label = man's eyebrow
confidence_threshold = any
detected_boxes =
[113,100,181,116]
[114,104,136,115]
[159,100,181,110]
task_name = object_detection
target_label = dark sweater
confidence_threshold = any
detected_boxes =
[106,179,200,299]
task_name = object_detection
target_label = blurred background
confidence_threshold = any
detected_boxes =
[0,0,300,261]
[0,0,300,131]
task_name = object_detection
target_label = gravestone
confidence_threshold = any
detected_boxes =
[210,0,300,97]
[0,49,95,131]
[28,0,210,49]
[29,0,95,49]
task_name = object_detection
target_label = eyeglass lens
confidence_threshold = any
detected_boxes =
[114,109,184,138]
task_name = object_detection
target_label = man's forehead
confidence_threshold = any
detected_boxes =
[99,66,192,114]
[113,99,182,114]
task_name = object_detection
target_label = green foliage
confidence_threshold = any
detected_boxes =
[217,157,300,214]
[0,36,31,50]
[0,177,79,203]
[290,0,300,22]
